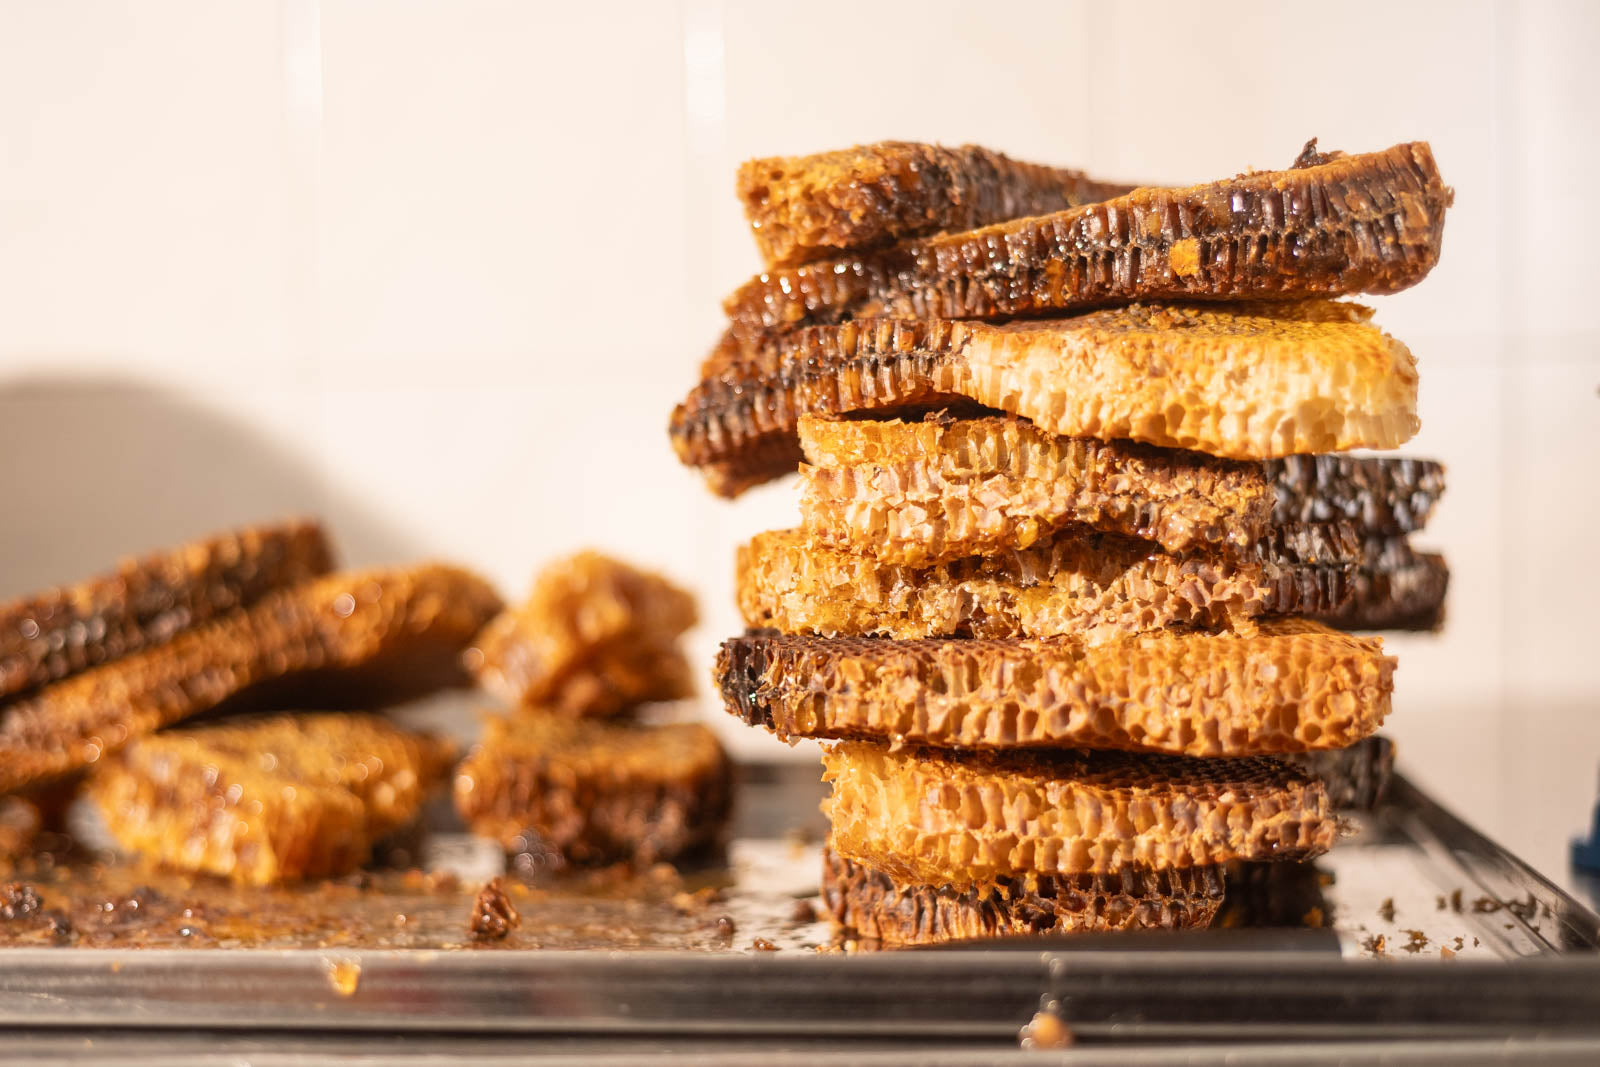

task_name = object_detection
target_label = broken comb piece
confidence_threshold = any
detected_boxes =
[89,712,455,885]
[454,715,733,867]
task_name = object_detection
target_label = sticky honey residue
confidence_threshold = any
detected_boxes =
[324,957,361,996]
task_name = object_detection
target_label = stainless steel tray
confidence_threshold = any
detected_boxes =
[1,762,1597,1062]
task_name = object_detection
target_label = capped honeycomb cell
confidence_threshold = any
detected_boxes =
[822,741,1337,886]
[724,141,1451,331]
[739,141,1136,267]
[718,618,1392,757]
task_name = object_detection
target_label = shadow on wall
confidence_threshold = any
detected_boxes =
[0,376,418,599]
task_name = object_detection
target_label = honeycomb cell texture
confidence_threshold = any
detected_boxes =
[89,712,455,885]
[454,715,733,867]
[724,142,1451,331]
[739,141,1136,268]
[0,564,503,793]
[0,520,334,701]
[820,844,1224,945]
[718,617,1393,757]
[822,741,1338,886]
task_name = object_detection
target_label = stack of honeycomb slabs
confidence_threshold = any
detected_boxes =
[671,138,1454,946]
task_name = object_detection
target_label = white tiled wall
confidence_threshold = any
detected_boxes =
[1,0,1596,885]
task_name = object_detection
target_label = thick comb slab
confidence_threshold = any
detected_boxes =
[1315,537,1449,632]
[90,713,454,885]
[823,741,1337,885]
[0,520,334,701]
[739,141,1135,268]
[465,552,697,717]
[0,564,503,793]
[799,414,1274,562]
[725,141,1450,331]
[718,618,1393,757]
[454,715,732,867]
[672,300,1420,496]
[820,845,1224,945]
[1269,455,1445,536]
[736,527,1351,642]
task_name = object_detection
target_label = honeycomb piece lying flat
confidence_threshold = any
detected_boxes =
[89,713,455,885]
[798,414,1274,562]
[1285,735,1396,811]
[1315,537,1449,632]
[738,142,1136,268]
[0,520,334,701]
[466,552,697,717]
[0,564,504,793]
[724,141,1450,332]
[1269,454,1445,536]
[454,715,732,866]
[820,844,1224,945]
[824,741,1336,886]
[718,618,1393,756]
[736,527,1352,643]
[0,795,42,863]
[672,300,1420,497]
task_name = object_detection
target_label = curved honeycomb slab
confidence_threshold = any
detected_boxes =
[0,520,334,701]
[0,564,504,793]
[672,300,1420,496]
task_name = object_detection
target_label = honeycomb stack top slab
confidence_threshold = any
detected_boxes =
[724,141,1450,332]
